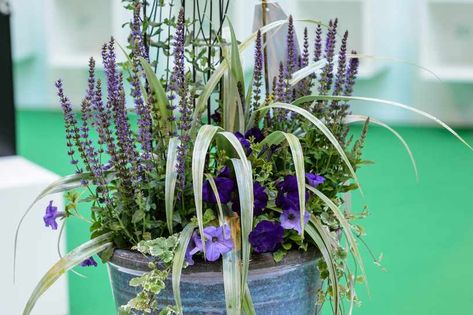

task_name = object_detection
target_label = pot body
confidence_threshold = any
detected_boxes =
[108,249,322,315]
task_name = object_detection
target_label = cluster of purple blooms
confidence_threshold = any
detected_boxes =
[187,149,325,262]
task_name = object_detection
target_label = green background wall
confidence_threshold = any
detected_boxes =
[16,110,473,314]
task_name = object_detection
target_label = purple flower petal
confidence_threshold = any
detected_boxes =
[280,207,310,235]
[43,200,61,230]
[80,256,98,267]
[249,220,284,253]
[305,173,325,187]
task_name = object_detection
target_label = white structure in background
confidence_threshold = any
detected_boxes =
[44,0,130,105]
[0,156,67,315]
[229,0,380,79]
[420,0,473,81]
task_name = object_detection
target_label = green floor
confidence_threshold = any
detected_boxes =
[16,109,473,314]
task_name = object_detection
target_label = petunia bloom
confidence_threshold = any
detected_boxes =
[275,175,309,210]
[185,232,200,265]
[232,182,268,216]
[202,167,236,204]
[249,220,284,253]
[280,207,310,235]
[43,200,64,230]
[244,128,264,143]
[193,225,234,262]
[80,256,98,267]
[235,132,252,154]
[305,173,325,187]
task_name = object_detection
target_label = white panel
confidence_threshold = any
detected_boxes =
[420,0,473,81]
[0,156,68,315]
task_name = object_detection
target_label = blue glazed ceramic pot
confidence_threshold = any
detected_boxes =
[108,249,322,314]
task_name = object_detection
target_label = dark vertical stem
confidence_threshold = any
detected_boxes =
[207,0,213,124]
[192,0,197,108]
[261,0,270,96]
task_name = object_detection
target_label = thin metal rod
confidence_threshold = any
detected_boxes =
[261,0,270,95]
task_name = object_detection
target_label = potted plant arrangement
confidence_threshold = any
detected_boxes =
[15,1,472,315]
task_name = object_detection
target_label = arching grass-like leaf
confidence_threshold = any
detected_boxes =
[172,222,196,315]
[13,171,101,282]
[192,125,221,258]
[305,223,340,315]
[165,137,181,234]
[242,284,256,315]
[205,174,226,226]
[294,95,473,151]
[260,131,306,238]
[222,216,242,315]
[258,102,363,195]
[345,114,419,181]
[139,57,174,135]
[307,185,368,293]
[23,233,113,315]
[227,20,245,99]
[192,18,325,130]
[289,59,327,86]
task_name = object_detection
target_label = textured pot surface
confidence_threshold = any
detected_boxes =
[109,248,322,315]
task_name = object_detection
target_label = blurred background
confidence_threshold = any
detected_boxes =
[3,0,473,314]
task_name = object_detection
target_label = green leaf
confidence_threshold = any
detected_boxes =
[305,224,340,315]
[222,220,242,315]
[172,223,196,315]
[23,233,113,315]
[192,18,324,130]
[227,20,245,101]
[307,186,368,295]
[205,175,226,226]
[345,114,419,181]
[165,137,181,234]
[242,284,256,315]
[192,125,221,257]
[294,95,473,151]
[259,102,363,195]
[14,171,102,282]
[261,131,306,237]
[139,57,174,135]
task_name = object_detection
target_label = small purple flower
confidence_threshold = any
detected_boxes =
[193,225,234,262]
[235,132,252,154]
[305,173,325,187]
[280,207,310,235]
[244,127,264,143]
[185,232,200,265]
[80,256,98,267]
[275,175,309,210]
[202,167,235,204]
[249,220,284,253]
[232,181,268,216]
[43,200,64,230]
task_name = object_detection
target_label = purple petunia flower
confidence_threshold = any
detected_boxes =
[193,225,234,262]
[232,181,268,216]
[280,207,310,235]
[244,127,264,143]
[43,200,64,230]
[80,256,98,267]
[235,132,252,154]
[249,220,284,253]
[202,167,235,204]
[275,175,309,210]
[305,173,325,187]
[185,231,200,265]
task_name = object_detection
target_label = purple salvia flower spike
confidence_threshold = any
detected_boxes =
[55,79,79,168]
[318,19,338,96]
[344,50,359,97]
[252,30,264,112]
[131,4,149,61]
[314,24,322,62]
[302,27,310,68]
[286,15,298,74]
[332,31,349,99]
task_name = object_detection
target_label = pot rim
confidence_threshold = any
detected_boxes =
[109,247,321,274]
